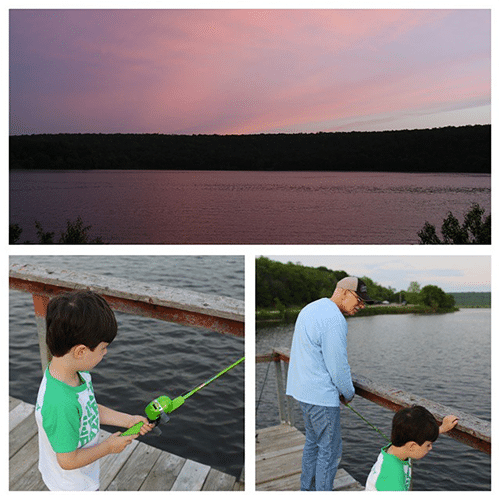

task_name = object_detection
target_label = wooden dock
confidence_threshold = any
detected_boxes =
[10,396,243,491]
[256,424,364,491]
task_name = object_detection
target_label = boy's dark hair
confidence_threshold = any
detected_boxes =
[46,290,117,357]
[391,405,439,447]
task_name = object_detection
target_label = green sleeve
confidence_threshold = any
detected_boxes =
[375,456,408,491]
[41,394,82,453]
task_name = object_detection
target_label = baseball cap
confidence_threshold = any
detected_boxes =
[336,277,374,304]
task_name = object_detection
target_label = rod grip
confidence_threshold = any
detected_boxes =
[121,421,143,436]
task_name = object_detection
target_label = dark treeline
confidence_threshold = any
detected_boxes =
[10,125,490,173]
[257,257,403,309]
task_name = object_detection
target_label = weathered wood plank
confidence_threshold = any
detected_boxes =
[139,450,186,491]
[256,431,305,456]
[10,399,35,432]
[10,263,244,323]
[9,434,40,489]
[9,397,233,492]
[257,448,303,484]
[171,459,211,491]
[106,441,162,491]
[256,425,364,491]
[9,396,22,411]
[10,411,38,458]
[262,349,491,454]
[352,373,491,454]
[98,430,140,490]
[10,458,48,491]
[202,468,237,491]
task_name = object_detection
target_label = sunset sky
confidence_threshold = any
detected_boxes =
[9,9,491,135]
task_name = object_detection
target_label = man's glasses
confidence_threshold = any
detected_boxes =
[348,291,364,305]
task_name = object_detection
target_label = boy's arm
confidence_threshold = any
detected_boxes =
[439,415,459,434]
[56,432,137,470]
[98,404,155,435]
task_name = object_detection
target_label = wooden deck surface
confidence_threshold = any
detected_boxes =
[256,424,364,491]
[10,396,243,491]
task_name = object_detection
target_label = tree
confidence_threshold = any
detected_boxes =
[9,217,104,244]
[405,281,421,305]
[407,281,421,293]
[419,285,455,310]
[9,224,23,244]
[418,204,491,244]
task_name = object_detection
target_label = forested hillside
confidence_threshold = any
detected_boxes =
[10,125,490,173]
[448,292,491,307]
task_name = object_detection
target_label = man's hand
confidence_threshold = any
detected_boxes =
[439,415,459,434]
[126,415,156,436]
[339,395,351,406]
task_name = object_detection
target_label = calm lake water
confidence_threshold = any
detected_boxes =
[9,256,244,477]
[10,170,490,244]
[256,309,491,491]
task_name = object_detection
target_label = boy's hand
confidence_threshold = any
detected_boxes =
[126,415,156,436]
[440,415,459,434]
[104,431,138,454]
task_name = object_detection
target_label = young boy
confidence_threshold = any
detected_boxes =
[365,405,459,491]
[35,290,155,491]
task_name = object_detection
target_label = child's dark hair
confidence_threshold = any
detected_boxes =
[391,405,439,447]
[46,290,117,357]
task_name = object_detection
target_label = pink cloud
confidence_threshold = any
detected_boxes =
[10,9,490,134]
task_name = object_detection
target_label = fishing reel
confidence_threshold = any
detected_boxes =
[120,357,244,437]
[121,395,185,436]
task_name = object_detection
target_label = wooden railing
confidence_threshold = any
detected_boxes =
[256,349,491,455]
[10,263,244,371]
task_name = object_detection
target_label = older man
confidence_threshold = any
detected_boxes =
[286,276,373,491]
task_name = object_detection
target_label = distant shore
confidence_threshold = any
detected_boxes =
[255,303,492,328]
[10,125,490,173]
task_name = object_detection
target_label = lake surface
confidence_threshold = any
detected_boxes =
[9,256,244,477]
[256,309,490,490]
[10,171,490,244]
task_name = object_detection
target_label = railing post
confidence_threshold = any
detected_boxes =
[283,361,294,426]
[274,359,288,423]
[33,294,51,373]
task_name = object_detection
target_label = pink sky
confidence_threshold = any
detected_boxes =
[9,9,490,135]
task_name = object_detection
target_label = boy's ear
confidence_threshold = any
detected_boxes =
[405,441,419,453]
[72,344,88,358]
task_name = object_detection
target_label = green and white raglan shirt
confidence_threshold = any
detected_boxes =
[35,367,100,491]
[365,444,412,491]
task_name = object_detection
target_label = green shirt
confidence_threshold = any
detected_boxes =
[35,366,100,490]
[365,444,412,491]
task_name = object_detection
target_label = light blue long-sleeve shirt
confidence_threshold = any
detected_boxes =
[286,298,355,407]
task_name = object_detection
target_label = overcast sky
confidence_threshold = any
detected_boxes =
[265,255,491,293]
[9,8,490,135]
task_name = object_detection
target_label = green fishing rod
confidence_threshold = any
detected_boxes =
[122,357,245,436]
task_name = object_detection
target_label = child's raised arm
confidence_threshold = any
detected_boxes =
[439,415,459,434]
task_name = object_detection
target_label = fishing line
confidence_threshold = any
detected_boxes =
[256,328,280,416]
[344,402,390,442]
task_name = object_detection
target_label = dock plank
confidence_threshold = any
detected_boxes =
[139,451,186,491]
[9,434,40,489]
[171,459,211,491]
[202,468,238,491]
[10,411,38,457]
[107,442,162,491]
[256,424,364,491]
[9,397,242,491]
